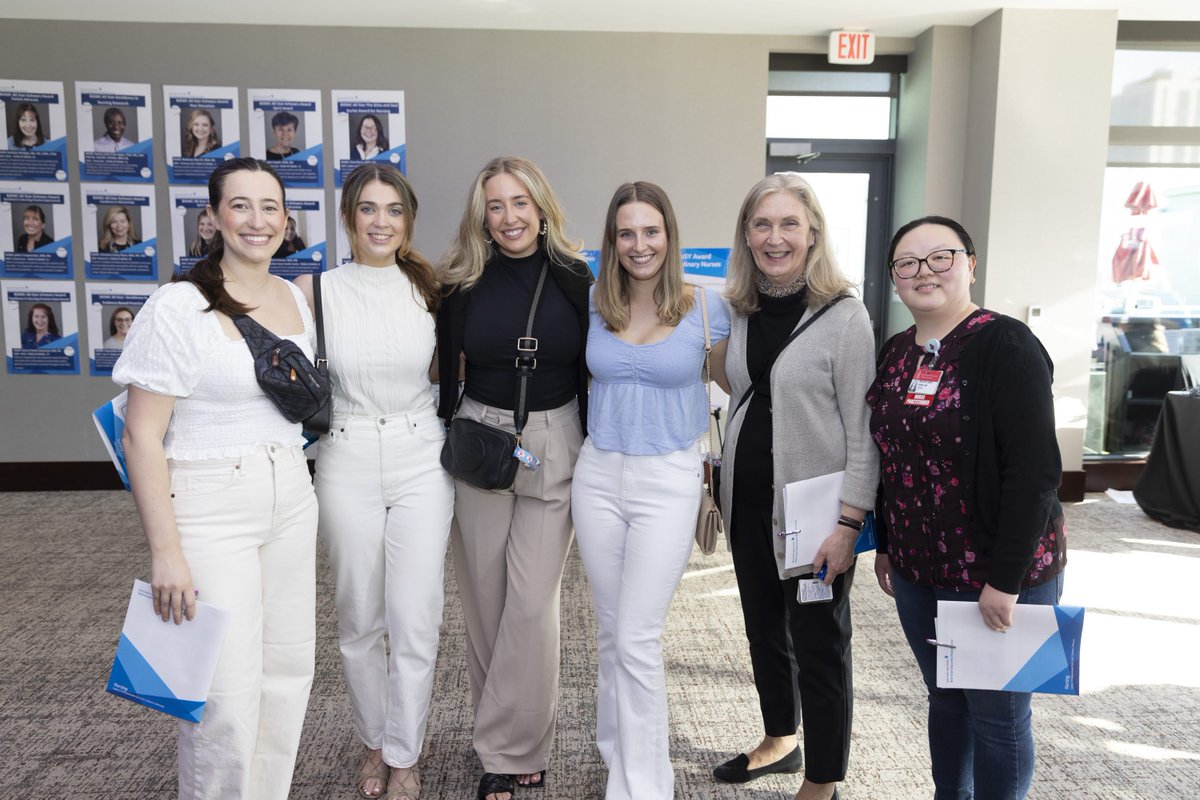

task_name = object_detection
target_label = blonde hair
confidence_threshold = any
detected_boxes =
[183,109,221,157]
[725,172,854,315]
[98,206,139,251]
[438,156,584,292]
[594,181,693,331]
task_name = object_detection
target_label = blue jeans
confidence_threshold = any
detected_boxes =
[891,570,1065,800]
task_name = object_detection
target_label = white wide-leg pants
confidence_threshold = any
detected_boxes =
[314,409,454,768]
[571,437,702,800]
[170,444,317,800]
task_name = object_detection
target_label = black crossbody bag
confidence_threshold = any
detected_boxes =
[439,263,549,490]
[713,295,847,509]
[231,289,331,430]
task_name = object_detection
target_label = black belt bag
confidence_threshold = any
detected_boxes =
[440,263,549,491]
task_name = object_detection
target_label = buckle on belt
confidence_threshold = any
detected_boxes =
[515,336,539,369]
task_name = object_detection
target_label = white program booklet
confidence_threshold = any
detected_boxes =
[106,579,231,722]
[934,601,1084,695]
[782,470,845,571]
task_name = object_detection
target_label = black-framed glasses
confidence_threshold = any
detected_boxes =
[889,249,967,279]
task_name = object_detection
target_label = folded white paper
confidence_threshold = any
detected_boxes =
[107,579,231,722]
[934,601,1084,695]
[782,471,844,571]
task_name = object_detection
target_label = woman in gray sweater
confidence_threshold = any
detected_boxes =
[712,172,878,800]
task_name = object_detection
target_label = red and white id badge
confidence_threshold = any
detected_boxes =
[904,367,944,407]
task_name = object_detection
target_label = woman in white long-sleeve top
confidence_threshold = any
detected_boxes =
[572,181,730,799]
[295,163,452,800]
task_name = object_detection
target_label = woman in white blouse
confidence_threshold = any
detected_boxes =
[115,157,319,800]
[295,163,451,800]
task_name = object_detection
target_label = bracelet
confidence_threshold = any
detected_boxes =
[837,515,864,532]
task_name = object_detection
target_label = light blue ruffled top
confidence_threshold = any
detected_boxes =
[586,285,731,455]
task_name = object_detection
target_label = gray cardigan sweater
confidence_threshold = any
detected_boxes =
[720,296,880,579]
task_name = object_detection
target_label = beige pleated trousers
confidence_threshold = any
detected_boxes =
[449,396,583,775]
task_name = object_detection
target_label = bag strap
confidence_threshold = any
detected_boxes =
[231,313,282,359]
[512,263,551,436]
[729,294,848,420]
[312,272,327,372]
[698,287,718,501]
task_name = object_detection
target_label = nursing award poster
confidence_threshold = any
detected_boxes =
[271,188,326,280]
[169,186,211,275]
[77,81,153,183]
[3,278,79,375]
[0,79,68,182]
[0,181,72,278]
[332,189,352,265]
[247,88,323,188]
[331,90,406,187]
[81,184,157,281]
[163,85,241,185]
[85,282,155,376]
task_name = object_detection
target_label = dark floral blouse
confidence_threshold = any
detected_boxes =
[867,310,1062,591]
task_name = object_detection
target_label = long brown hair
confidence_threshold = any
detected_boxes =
[594,181,692,331]
[173,157,285,316]
[339,163,440,313]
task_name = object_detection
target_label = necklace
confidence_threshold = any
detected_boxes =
[755,270,806,298]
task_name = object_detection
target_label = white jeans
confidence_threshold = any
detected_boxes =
[169,444,317,800]
[570,437,702,800]
[314,409,454,768]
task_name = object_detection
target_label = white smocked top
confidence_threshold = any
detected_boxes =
[319,262,437,419]
[112,279,316,460]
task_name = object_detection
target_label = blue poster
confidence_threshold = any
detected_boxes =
[81,184,157,281]
[163,85,241,185]
[0,79,69,182]
[0,182,73,278]
[3,279,80,375]
[331,90,406,187]
[248,89,323,188]
[77,82,154,183]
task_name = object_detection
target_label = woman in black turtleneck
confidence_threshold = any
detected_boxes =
[436,156,591,800]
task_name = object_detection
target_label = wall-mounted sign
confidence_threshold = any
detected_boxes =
[828,30,876,65]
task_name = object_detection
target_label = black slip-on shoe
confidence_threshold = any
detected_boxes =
[712,745,803,784]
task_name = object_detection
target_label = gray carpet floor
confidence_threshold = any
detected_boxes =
[1,491,1197,799]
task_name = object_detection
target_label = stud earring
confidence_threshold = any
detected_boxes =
[540,219,548,236]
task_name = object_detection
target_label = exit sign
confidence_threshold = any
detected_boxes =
[828,30,876,65]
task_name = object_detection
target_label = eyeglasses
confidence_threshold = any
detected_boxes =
[889,249,968,279]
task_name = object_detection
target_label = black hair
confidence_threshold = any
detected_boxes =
[23,204,46,223]
[172,157,286,316]
[271,111,299,129]
[888,215,976,266]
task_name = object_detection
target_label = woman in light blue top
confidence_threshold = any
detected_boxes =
[571,181,730,800]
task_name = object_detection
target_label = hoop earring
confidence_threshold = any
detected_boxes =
[540,219,548,236]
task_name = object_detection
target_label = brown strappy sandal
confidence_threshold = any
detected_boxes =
[357,748,389,799]
[386,765,421,800]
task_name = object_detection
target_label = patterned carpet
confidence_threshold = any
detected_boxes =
[0,491,1197,799]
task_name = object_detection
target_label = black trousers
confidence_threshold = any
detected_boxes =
[729,497,855,784]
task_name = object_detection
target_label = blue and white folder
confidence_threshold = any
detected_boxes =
[934,601,1084,695]
[107,580,230,723]
[92,392,130,491]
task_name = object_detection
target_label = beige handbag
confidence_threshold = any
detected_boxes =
[695,288,724,555]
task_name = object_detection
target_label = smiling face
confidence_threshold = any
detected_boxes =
[108,210,130,241]
[891,223,976,320]
[484,172,541,259]
[18,110,38,140]
[113,310,134,334]
[614,201,668,288]
[746,191,814,288]
[349,180,407,268]
[31,307,49,333]
[197,211,216,242]
[211,170,286,266]
[359,117,378,146]
[274,123,296,149]
[190,113,212,143]
[23,209,43,238]
[105,110,126,140]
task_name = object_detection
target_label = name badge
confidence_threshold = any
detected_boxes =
[797,578,833,604]
[904,367,943,407]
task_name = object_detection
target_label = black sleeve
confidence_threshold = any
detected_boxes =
[986,326,1062,593]
[436,290,462,422]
